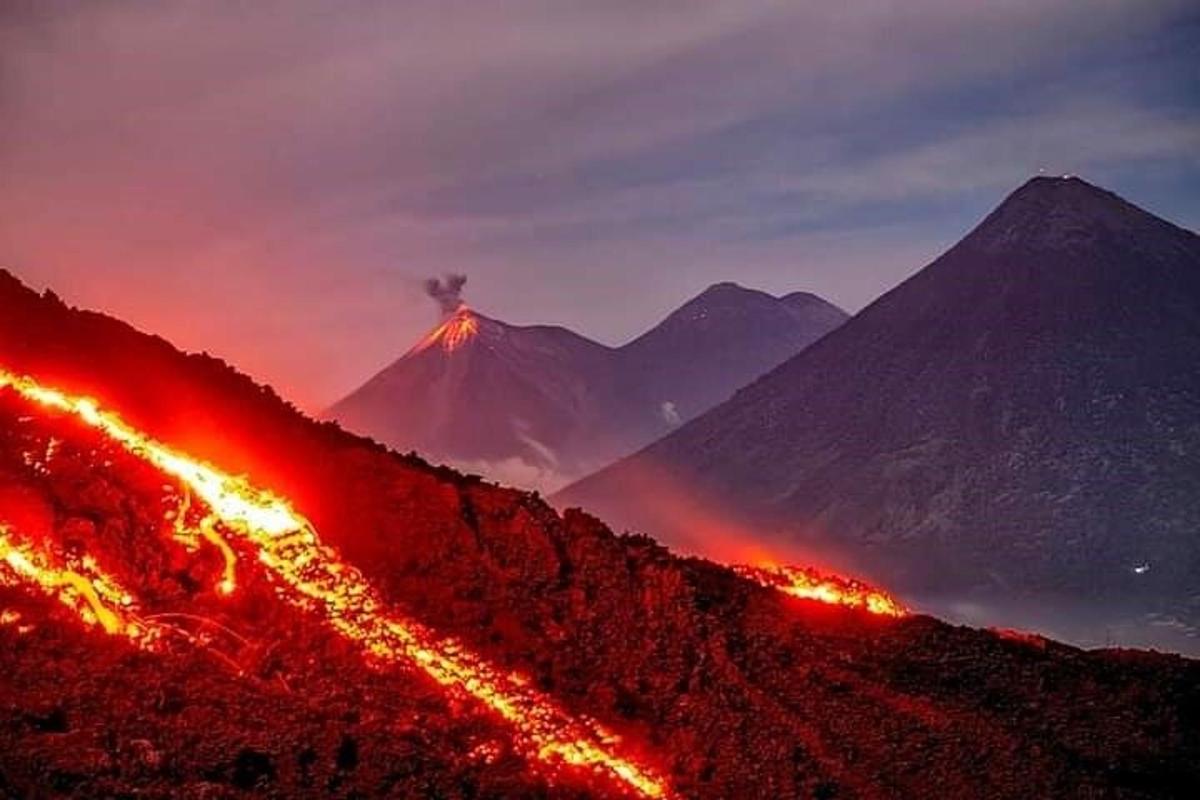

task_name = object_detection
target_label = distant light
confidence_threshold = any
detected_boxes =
[1133,563,1151,575]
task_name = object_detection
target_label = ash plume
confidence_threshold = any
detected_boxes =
[424,273,468,316]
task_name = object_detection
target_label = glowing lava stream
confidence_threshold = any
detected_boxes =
[734,564,907,618]
[0,524,146,641]
[411,304,480,354]
[0,369,667,798]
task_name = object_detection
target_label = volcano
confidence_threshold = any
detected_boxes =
[558,176,1200,651]
[328,305,627,489]
[1,266,1198,798]
[327,283,846,490]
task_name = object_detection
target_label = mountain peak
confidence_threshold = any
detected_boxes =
[1001,174,1128,214]
[780,289,842,311]
[693,281,761,300]
[965,174,1189,256]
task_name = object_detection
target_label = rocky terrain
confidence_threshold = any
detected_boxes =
[0,268,1196,798]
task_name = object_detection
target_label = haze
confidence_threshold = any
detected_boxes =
[2,1,1197,408]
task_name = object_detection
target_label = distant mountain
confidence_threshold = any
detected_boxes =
[328,283,846,488]
[618,282,848,422]
[559,177,1200,649]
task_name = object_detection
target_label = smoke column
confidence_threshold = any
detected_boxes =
[424,274,468,316]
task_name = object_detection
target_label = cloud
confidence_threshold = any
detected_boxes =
[1,1,1196,407]
[778,103,1200,207]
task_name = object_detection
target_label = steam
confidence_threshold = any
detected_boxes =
[424,273,468,316]
[660,401,681,427]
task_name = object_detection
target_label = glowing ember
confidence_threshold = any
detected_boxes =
[735,563,907,617]
[412,305,480,354]
[0,368,667,798]
[0,524,147,641]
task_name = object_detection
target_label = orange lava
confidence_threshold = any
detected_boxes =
[412,305,480,354]
[734,563,907,617]
[0,368,667,798]
[0,524,148,641]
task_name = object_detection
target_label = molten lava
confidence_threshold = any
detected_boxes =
[0,364,910,794]
[0,524,147,641]
[412,305,480,354]
[0,368,666,798]
[734,563,907,617]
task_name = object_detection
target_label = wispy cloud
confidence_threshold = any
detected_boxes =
[1,1,1196,406]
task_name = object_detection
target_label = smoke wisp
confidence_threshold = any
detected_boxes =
[424,274,468,316]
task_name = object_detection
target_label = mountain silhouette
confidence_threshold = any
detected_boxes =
[559,177,1200,649]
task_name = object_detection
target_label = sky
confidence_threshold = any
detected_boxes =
[2,1,1197,409]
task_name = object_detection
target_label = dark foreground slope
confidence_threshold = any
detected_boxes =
[0,269,1197,799]
[560,177,1200,649]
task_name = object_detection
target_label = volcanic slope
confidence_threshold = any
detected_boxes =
[0,268,1197,798]
[329,308,627,487]
[559,177,1200,645]
[328,283,846,489]
[616,282,848,424]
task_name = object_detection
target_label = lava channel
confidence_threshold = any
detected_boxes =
[0,523,147,642]
[734,563,907,617]
[0,368,668,798]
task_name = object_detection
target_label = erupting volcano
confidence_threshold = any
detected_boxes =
[411,304,482,354]
[413,274,482,354]
[4,0,1200,791]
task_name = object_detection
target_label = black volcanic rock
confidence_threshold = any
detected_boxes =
[0,265,1197,797]
[328,283,846,489]
[559,177,1200,646]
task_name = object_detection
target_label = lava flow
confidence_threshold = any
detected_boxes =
[412,305,480,354]
[0,524,146,641]
[734,563,907,617]
[0,368,667,798]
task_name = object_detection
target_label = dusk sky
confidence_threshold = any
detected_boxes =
[2,1,1197,409]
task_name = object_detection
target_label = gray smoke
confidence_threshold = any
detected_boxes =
[424,273,468,315]
[660,400,682,427]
